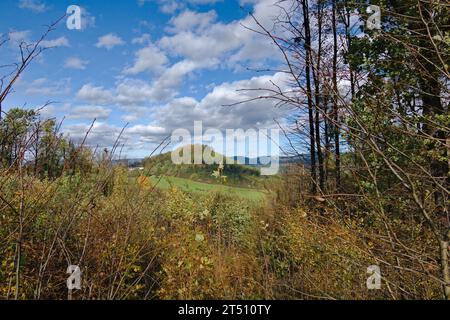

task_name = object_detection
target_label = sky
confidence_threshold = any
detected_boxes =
[0,0,293,158]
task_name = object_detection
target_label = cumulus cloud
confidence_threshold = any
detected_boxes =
[139,0,223,13]
[80,7,97,30]
[115,79,162,105]
[123,44,168,75]
[166,9,217,33]
[127,124,166,137]
[77,79,168,106]
[113,0,283,111]
[63,121,166,155]
[132,33,151,45]
[40,37,70,48]
[118,105,154,123]
[150,59,202,96]
[78,58,213,106]
[68,106,112,120]
[158,0,281,69]
[96,33,125,50]
[77,84,114,105]
[159,1,183,14]
[25,78,71,96]
[64,57,89,70]
[156,72,292,133]
[8,30,31,46]
[38,104,58,118]
[63,122,126,149]
[7,33,70,50]
[18,0,48,13]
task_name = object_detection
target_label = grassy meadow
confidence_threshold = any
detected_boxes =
[149,175,267,201]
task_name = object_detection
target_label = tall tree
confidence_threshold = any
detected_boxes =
[301,0,319,193]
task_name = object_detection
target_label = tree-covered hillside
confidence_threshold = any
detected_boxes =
[143,145,276,189]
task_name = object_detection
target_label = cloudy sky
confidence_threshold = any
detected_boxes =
[0,0,292,158]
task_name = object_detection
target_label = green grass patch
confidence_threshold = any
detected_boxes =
[150,175,267,202]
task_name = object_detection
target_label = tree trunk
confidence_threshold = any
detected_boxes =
[302,0,317,193]
[332,0,341,190]
[313,0,325,191]
[343,0,355,97]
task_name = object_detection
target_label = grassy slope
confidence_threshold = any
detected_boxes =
[149,175,267,201]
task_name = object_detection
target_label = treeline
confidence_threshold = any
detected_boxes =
[0,108,93,178]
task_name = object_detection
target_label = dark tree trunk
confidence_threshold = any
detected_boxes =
[332,0,341,190]
[312,0,325,191]
[301,0,317,193]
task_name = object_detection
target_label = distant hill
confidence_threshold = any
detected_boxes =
[142,145,277,189]
[114,151,309,172]
[112,158,144,167]
[233,154,311,167]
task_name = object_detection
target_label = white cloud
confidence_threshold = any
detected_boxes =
[8,33,70,49]
[40,37,70,48]
[78,58,212,106]
[132,33,151,45]
[151,59,201,94]
[25,77,71,95]
[156,72,292,133]
[116,79,162,105]
[96,33,125,50]
[158,1,281,68]
[118,105,153,123]
[77,78,168,106]
[63,121,166,154]
[68,106,112,120]
[159,30,231,63]
[188,0,223,3]
[122,114,139,122]
[8,30,31,46]
[38,104,57,118]
[80,7,97,30]
[81,9,283,109]
[18,0,48,13]
[166,9,217,33]
[159,1,182,14]
[64,122,126,149]
[127,124,166,136]
[64,57,89,70]
[118,0,284,108]
[139,0,223,14]
[77,84,114,105]
[123,44,168,75]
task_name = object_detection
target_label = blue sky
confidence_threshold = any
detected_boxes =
[1,0,291,158]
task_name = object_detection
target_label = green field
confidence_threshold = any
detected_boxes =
[149,175,267,201]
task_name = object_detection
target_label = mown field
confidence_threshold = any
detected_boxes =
[149,175,267,202]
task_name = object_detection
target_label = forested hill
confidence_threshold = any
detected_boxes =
[142,145,275,189]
